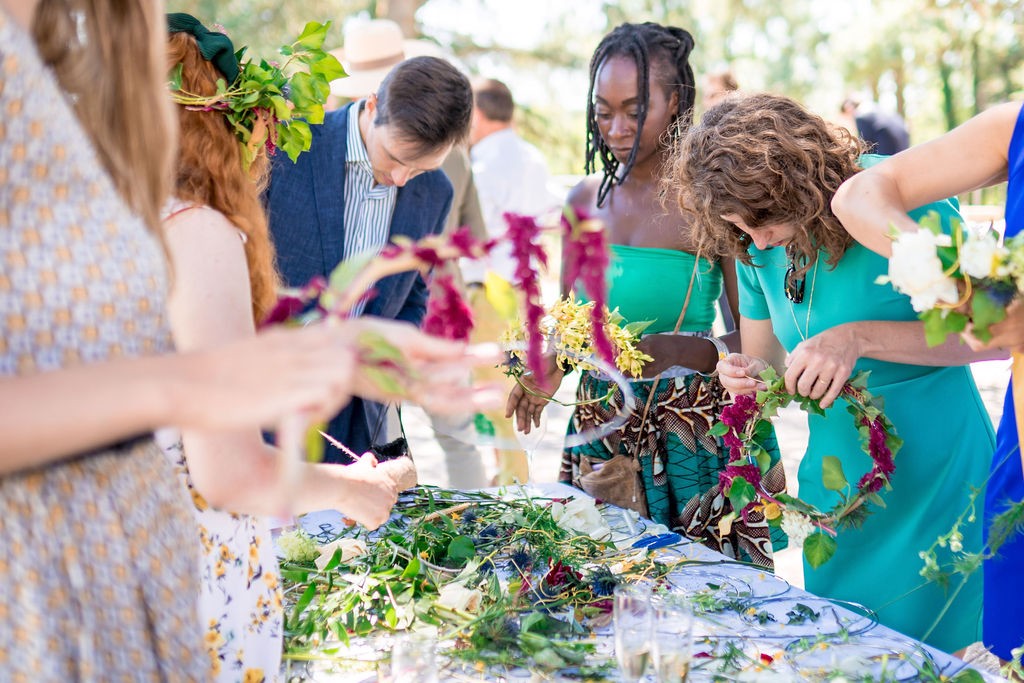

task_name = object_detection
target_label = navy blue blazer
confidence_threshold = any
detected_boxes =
[266,103,453,460]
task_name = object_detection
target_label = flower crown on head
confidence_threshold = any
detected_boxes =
[167,13,346,167]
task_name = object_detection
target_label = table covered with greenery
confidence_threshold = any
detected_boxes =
[276,483,997,682]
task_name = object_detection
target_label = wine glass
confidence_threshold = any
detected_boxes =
[613,583,653,681]
[651,594,694,682]
[389,632,438,683]
[514,409,548,483]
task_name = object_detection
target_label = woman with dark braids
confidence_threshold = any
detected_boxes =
[507,22,786,567]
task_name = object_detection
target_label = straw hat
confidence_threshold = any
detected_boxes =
[330,19,444,98]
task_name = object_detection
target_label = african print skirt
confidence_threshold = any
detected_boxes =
[560,370,788,567]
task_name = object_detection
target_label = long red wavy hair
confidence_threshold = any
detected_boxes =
[167,32,279,323]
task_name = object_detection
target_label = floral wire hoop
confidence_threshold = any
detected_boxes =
[712,368,902,568]
[501,341,639,449]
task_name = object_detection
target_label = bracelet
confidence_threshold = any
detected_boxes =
[705,335,730,361]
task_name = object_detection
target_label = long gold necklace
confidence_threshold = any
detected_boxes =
[789,258,820,341]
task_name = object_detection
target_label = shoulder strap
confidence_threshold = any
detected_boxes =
[672,257,701,334]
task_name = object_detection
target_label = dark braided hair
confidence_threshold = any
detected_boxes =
[585,22,696,207]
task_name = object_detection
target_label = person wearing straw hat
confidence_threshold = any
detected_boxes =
[328,18,445,102]
[266,21,473,464]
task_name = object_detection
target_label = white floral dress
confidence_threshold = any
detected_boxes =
[158,201,283,683]
[156,431,283,683]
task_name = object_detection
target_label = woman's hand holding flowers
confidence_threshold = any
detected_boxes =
[505,353,565,434]
[784,325,860,408]
[332,453,400,530]
[716,353,769,396]
[342,318,504,415]
[963,298,1024,354]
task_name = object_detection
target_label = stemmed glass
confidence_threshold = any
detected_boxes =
[613,583,653,681]
[389,632,438,683]
[651,595,694,682]
[514,410,548,483]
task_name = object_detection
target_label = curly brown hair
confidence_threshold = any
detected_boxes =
[665,93,865,278]
[167,32,280,324]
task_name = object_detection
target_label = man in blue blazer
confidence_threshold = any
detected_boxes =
[267,56,473,462]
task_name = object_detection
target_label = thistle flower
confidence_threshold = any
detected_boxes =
[587,566,618,597]
[508,545,533,573]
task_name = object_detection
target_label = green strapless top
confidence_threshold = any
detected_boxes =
[577,244,723,333]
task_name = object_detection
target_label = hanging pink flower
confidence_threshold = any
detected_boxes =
[423,275,474,341]
[504,212,549,383]
[561,208,613,366]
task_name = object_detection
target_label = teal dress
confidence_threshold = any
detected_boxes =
[737,198,993,651]
[562,245,787,567]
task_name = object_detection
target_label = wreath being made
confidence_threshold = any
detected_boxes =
[710,368,902,568]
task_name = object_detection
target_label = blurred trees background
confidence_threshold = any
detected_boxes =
[171,0,1024,201]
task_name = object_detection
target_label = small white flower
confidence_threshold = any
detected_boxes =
[314,538,367,570]
[959,232,1004,279]
[436,583,483,612]
[550,497,612,541]
[949,530,964,554]
[780,510,815,547]
[887,230,960,312]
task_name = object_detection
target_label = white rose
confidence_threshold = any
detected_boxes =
[959,232,1004,280]
[550,498,612,540]
[887,230,960,311]
[436,583,483,612]
[315,538,367,570]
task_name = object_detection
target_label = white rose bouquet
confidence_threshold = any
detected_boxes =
[884,212,1024,472]
[881,213,1021,346]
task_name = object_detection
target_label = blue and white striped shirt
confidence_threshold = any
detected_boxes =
[344,101,397,315]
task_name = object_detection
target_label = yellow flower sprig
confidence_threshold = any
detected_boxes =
[501,295,653,378]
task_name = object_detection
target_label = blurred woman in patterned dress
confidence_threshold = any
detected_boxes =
[0,1,499,678]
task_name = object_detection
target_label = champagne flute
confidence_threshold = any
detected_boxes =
[514,409,548,483]
[390,632,438,683]
[651,594,694,682]
[613,583,653,681]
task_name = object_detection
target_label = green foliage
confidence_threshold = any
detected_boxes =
[803,532,837,569]
[169,20,343,166]
[821,455,848,492]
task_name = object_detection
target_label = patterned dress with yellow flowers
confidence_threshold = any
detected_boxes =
[0,8,206,681]
[157,432,283,683]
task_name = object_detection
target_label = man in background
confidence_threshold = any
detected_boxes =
[266,50,473,462]
[701,68,739,111]
[840,95,910,155]
[466,77,561,484]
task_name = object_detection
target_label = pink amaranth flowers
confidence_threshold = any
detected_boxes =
[857,416,895,493]
[717,394,760,460]
[718,463,763,496]
[423,275,474,341]
[504,212,549,383]
[561,208,613,366]
[260,276,327,327]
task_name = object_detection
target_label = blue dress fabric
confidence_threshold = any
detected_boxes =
[982,102,1024,661]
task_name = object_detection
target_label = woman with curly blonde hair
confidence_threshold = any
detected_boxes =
[668,92,1005,652]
